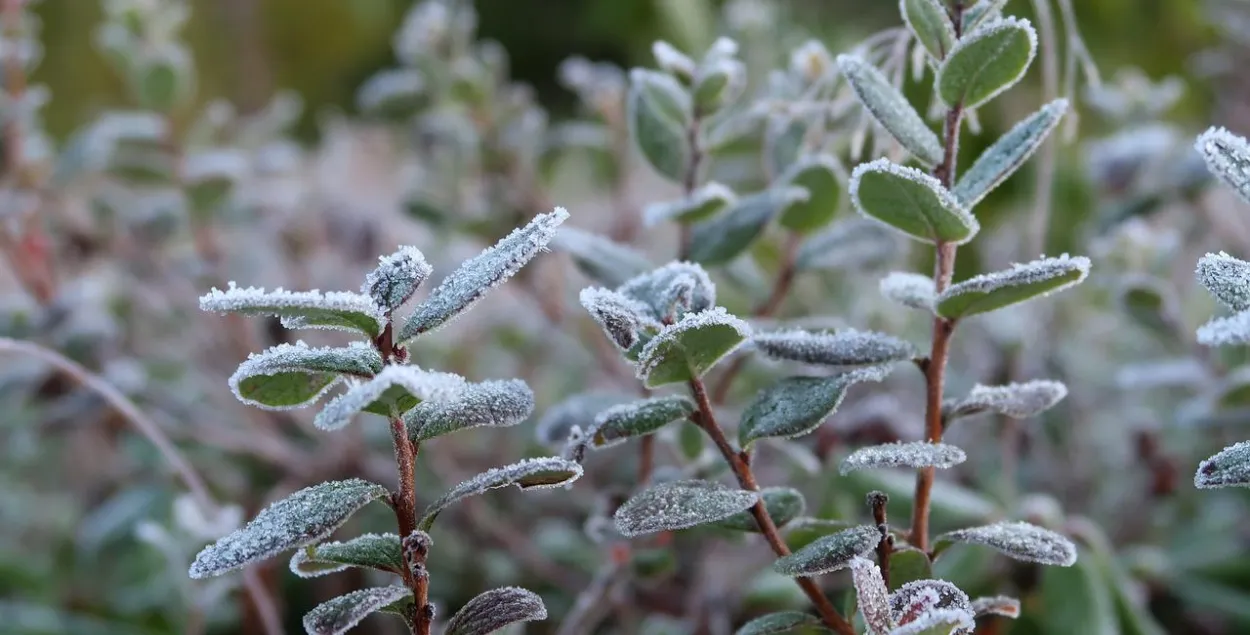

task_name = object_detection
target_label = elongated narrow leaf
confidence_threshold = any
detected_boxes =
[774,524,880,576]
[228,341,383,410]
[289,533,403,578]
[445,587,547,635]
[739,366,892,446]
[535,391,633,446]
[636,307,750,387]
[945,380,1067,420]
[688,188,806,264]
[779,155,844,233]
[851,159,978,244]
[837,55,943,166]
[552,227,651,288]
[954,99,1069,208]
[935,521,1077,566]
[644,182,737,226]
[303,586,412,635]
[851,556,894,635]
[753,328,918,367]
[797,218,901,272]
[734,611,824,635]
[840,441,966,475]
[619,261,717,321]
[936,255,1091,319]
[399,207,569,341]
[404,379,534,441]
[419,457,583,530]
[970,596,1020,619]
[936,17,1038,109]
[1197,311,1250,347]
[629,69,692,182]
[189,479,389,578]
[1195,440,1250,489]
[200,283,385,337]
[363,246,433,310]
[586,395,694,449]
[314,366,467,430]
[1196,251,1250,312]
[880,272,936,311]
[614,479,760,537]
[902,0,956,60]
[713,487,805,532]
[1195,126,1250,205]
[579,287,662,352]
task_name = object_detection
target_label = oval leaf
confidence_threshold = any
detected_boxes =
[935,521,1077,566]
[888,547,933,591]
[891,580,972,626]
[446,586,548,635]
[1195,440,1250,489]
[774,524,881,576]
[419,457,583,530]
[534,391,633,447]
[783,517,855,552]
[400,207,569,342]
[851,556,894,635]
[404,379,535,441]
[314,366,467,430]
[586,395,695,449]
[688,188,804,264]
[901,0,956,60]
[645,182,737,226]
[200,283,385,338]
[189,479,389,578]
[713,487,806,532]
[840,441,966,475]
[636,307,751,388]
[289,533,403,578]
[739,366,893,446]
[851,159,978,244]
[836,55,943,166]
[619,261,717,321]
[936,255,1091,319]
[734,611,824,635]
[614,479,760,537]
[880,272,937,312]
[553,227,652,288]
[1195,126,1250,206]
[779,155,844,233]
[753,328,918,367]
[936,17,1037,109]
[363,245,433,310]
[1196,251,1250,312]
[229,343,383,411]
[303,586,412,635]
[954,99,1069,208]
[629,69,692,182]
[945,380,1067,421]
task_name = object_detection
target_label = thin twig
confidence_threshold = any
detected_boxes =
[869,491,892,589]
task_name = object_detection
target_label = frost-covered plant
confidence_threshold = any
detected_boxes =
[189,209,580,634]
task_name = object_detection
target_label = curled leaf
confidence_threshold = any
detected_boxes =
[713,487,806,532]
[302,586,412,635]
[1195,126,1250,205]
[636,307,751,387]
[614,479,760,537]
[945,380,1067,420]
[936,17,1038,109]
[1195,440,1250,489]
[229,342,383,410]
[586,395,695,449]
[579,287,662,352]
[1196,251,1250,312]
[954,99,1068,208]
[363,245,433,310]
[419,457,583,530]
[774,524,881,576]
[935,521,1078,566]
[836,55,943,166]
[850,159,978,245]
[840,441,967,475]
[619,261,717,321]
[552,227,652,288]
[404,379,535,441]
[314,366,467,430]
[289,533,402,578]
[200,283,385,337]
[880,272,937,312]
[445,586,548,635]
[936,255,1091,319]
[753,328,918,367]
[739,366,893,446]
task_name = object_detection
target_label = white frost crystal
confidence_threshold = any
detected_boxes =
[1195,126,1250,205]
[199,282,386,336]
[840,441,967,475]
[879,272,936,311]
[936,254,1090,319]
[1195,440,1250,489]
[1196,251,1250,312]
[363,245,433,310]
[850,556,894,635]
[314,365,467,430]
[937,521,1077,566]
[1198,311,1250,347]
[228,341,383,410]
[946,380,1068,420]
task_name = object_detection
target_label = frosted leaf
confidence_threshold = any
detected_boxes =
[688,188,806,265]
[850,159,978,245]
[552,227,652,288]
[713,486,805,532]
[890,580,972,626]
[782,517,856,551]
[1196,251,1250,312]
[399,207,569,342]
[618,261,716,321]
[445,586,548,635]
[945,380,1067,420]
[535,391,633,446]
[653,40,697,83]
[880,272,936,312]
[636,307,750,388]
[797,218,901,271]
[752,328,918,367]
[229,342,383,411]
[954,99,1068,208]
[935,521,1077,566]
[778,154,845,234]
[404,379,534,441]
[773,524,880,576]
[839,441,967,475]
[302,586,412,635]
[962,0,1008,32]
[579,287,663,351]
[733,611,823,635]
[1197,311,1250,347]
[1195,126,1250,206]
[738,366,893,446]
[693,57,747,113]
[1195,440,1250,488]
[289,533,402,578]
[314,366,467,430]
[901,0,956,61]
[585,395,694,449]
[970,596,1020,619]
[419,457,583,530]
[836,55,942,166]
[613,479,760,537]
[189,479,389,578]
[644,182,737,226]
[362,246,432,311]
[888,609,974,635]
[888,547,933,591]
[936,17,1038,110]
[851,556,894,635]
[629,69,692,182]
[200,282,385,338]
[356,68,425,117]
[936,254,1090,319]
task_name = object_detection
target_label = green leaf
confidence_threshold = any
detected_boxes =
[936,17,1038,109]
[773,524,880,576]
[935,255,1091,319]
[836,55,943,166]
[778,155,844,233]
[404,379,535,441]
[552,227,652,288]
[419,457,583,530]
[713,487,806,532]
[888,548,933,591]
[189,479,389,578]
[954,99,1069,208]
[199,283,385,338]
[586,395,695,449]
[400,208,569,341]
[446,587,548,635]
[629,69,692,182]
[738,367,892,447]
[289,533,403,578]
[688,188,805,265]
[766,116,809,177]
[693,58,746,114]
[636,307,750,388]
[783,517,854,552]
[362,245,432,311]
[961,0,1008,32]
[1196,251,1250,312]
[313,366,467,430]
[303,586,412,635]
[135,55,186,111]
[934,521,1077,566]
[644,182,738,226]
[734,611,826,635]
[839,441,966,475]
[1195,440,1250,489]
[850,159,978,245]
[228,343,383,411]
[1195,126,1250,206]
[752,329,918,367]
[901,0,956,60]
[614,479,760,537]
[1040,552,1118,635]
